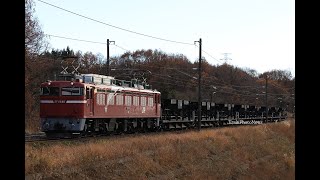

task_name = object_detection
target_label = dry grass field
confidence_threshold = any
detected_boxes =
[25,119,295,179]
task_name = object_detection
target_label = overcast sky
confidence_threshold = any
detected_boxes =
[34,0,295,77]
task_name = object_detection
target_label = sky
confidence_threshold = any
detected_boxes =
[34,0,295,77]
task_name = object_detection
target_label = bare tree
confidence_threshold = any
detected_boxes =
[25,0,48,56]
[25,0,49,133]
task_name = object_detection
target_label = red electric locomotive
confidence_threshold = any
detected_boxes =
[40,73,161,137]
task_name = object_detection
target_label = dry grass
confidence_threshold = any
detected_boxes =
[25,119,295,179]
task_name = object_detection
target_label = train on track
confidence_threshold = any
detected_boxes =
[40,73,287,138]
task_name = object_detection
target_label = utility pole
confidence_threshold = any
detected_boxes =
[265,75,268,122]
[106,39,115,76]
[194,38,202,130]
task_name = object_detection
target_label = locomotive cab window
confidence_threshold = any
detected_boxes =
[86,87,94,99]
[40,87,60,96]
[61,87,84,96]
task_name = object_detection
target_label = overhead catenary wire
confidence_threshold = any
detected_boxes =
[45,33,222,67]
[114,44,129,52]
[46,34,107,45]
[194,44,222,64]
[113,62,292,92]
[38,0,223,63]
[42,34,210,72]
[202,49,222,64]
[38,0,194,46]
[114,68,293,98]
[45,33,130,53]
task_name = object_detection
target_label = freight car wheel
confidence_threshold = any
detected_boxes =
[126,123,135,134]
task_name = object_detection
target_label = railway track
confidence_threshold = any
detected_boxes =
[25,129,190,143]
[25,132,145,143]
[25,118,291,143]
[25,132,46,141]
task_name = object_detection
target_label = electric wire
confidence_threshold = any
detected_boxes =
[38,0,194,45]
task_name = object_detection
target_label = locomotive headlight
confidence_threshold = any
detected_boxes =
[71,82,74,86]
[43,123,49,130]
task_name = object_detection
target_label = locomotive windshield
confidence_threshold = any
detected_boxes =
[40,87,84,96]
[61,87,84,96]
[40,87,60,96]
